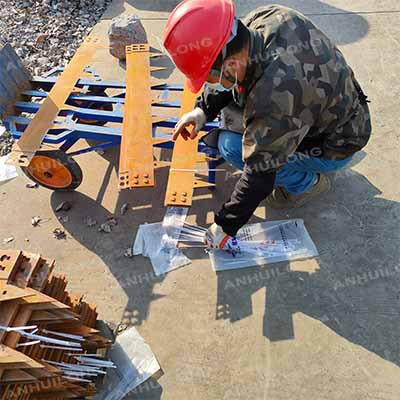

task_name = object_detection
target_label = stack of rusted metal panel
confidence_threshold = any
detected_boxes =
[0,250,112,399]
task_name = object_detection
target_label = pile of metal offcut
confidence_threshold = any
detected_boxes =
[0,249,114,399]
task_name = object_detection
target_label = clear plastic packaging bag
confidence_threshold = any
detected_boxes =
[0,155,18,186]
[208,219,318,271]
[94,327,160,400]
[133,207,191,276]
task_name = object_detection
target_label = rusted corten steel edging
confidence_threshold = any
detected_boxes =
[164,83,216,207]
[118,44,155,189]
[8,36,101,167]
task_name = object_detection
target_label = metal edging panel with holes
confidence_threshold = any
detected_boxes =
[164,82,217,207]
[118,44,154,190]
[8,36,101,167]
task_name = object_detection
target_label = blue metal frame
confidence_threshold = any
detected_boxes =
[3,69,223,185]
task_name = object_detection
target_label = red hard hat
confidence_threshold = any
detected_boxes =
[163,0,235,93]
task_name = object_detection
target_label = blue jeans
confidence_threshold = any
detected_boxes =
[218,130,353,194]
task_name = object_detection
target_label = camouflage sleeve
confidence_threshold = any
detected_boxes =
[243,74,312,171]
[215,167,276,236]
[195,87,233,122]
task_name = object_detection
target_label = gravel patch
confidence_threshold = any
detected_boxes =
[0,0,112,75]
[0,0,112,155]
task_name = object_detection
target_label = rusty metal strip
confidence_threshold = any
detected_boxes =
[164,82,202,206]
[9,36,101,167]
[118,44,154,190]
[0,250,23,283]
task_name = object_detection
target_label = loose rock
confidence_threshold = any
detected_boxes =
[56,201,72,212]
[84,216,97,227]
[120,203,129,215]
[124,248,134,258]
[108,14,147,60]
[53,228,66,240]
[98,217,118,233]
[31,216,41,227]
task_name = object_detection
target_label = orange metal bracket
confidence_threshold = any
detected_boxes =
[9,36,101,167]
[118,44,154,190]
[164,83,213,207]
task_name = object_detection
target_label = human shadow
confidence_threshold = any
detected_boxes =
[49,142,224,327]
[216,168,400,366]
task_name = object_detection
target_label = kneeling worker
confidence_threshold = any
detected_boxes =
[163,0,372,251]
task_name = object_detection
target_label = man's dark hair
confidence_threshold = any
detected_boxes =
[212,20,249,70]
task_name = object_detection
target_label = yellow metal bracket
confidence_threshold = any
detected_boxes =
[9,36,101,167]
[118,44,155,190]
[164,83,204,207]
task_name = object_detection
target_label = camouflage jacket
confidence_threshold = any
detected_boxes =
[196,5,372,236]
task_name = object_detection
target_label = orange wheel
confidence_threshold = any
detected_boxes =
[22,150,83,191]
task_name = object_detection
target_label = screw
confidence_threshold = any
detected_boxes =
[171,197,176,202]
[134,180,139,185]
[172,191,177,196]
[144,179,149,184]
[182,192,187,197]
[144,173,149,179]
[181,198,187,203]
[134,174,139,179]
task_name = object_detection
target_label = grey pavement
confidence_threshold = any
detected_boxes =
[1,1,400,399]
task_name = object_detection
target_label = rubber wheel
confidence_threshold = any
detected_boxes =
[69,91,113,126]
[22,150,83,191]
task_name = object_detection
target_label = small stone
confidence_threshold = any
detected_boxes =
[35,34,47,45]
[31,216,41,227]
[25,238,30,242]
[53,228,66,240]
[56,201,72,212]
[3,237,14,244]
[120,203,129,215]
[117,323,128,334]
[99,223,112,233]
[124,248,133,258]
[26,182,39,189]
[107,217,118,226]
[58,216,69,223]
[84,216,97,227]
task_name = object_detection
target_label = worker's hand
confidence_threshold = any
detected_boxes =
[204,223,241,255]
[173,107,207,141]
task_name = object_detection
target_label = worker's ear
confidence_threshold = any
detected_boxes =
[223,57,242,75]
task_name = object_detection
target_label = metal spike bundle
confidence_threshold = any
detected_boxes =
[0,250,112,399]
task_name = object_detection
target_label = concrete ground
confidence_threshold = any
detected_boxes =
[1,1,400,399]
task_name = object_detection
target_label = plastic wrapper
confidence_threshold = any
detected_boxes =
[94,327,161,400]
[133,207,191,276]
[0,155,18,186]
[208,219,318,271]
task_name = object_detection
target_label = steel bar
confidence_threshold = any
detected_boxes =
[118,44,155,190]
